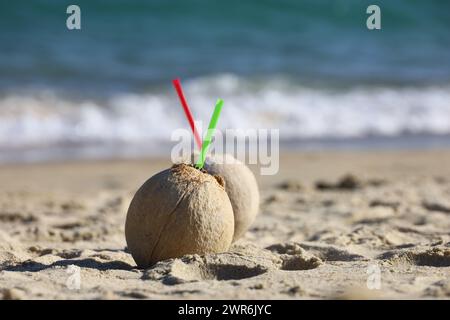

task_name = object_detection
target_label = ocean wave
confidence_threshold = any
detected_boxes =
[1,75,450,149]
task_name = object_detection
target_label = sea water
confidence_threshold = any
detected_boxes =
[0,0,449,163]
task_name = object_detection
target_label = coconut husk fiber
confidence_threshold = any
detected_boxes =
[125,163,234,268]
[203,154,260,242]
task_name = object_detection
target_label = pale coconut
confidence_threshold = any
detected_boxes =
[125,163,234,268]
[202,153,260,242]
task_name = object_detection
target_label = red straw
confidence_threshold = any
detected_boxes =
[172,78,202,150]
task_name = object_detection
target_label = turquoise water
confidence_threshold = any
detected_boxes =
[0,0,449,160]
[1,0,449,91]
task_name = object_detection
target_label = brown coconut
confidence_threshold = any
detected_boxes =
[203,154,260,242]
[125,163,234,268]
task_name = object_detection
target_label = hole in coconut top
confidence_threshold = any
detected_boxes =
[172,163,208,174]
[170,163,225,188]
[213,175,226,188]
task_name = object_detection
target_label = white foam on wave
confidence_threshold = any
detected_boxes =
[1,74,450,149]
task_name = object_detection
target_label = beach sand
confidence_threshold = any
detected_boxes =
[1,150,450,299]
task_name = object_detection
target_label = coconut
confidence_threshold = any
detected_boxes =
[125,163,234,268]
[203,154,260,242]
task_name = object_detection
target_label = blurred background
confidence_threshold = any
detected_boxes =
[0,0,449,163]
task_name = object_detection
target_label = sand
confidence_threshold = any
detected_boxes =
[1,150,450,299]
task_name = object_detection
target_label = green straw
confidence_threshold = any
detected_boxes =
[196,98,224,169]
